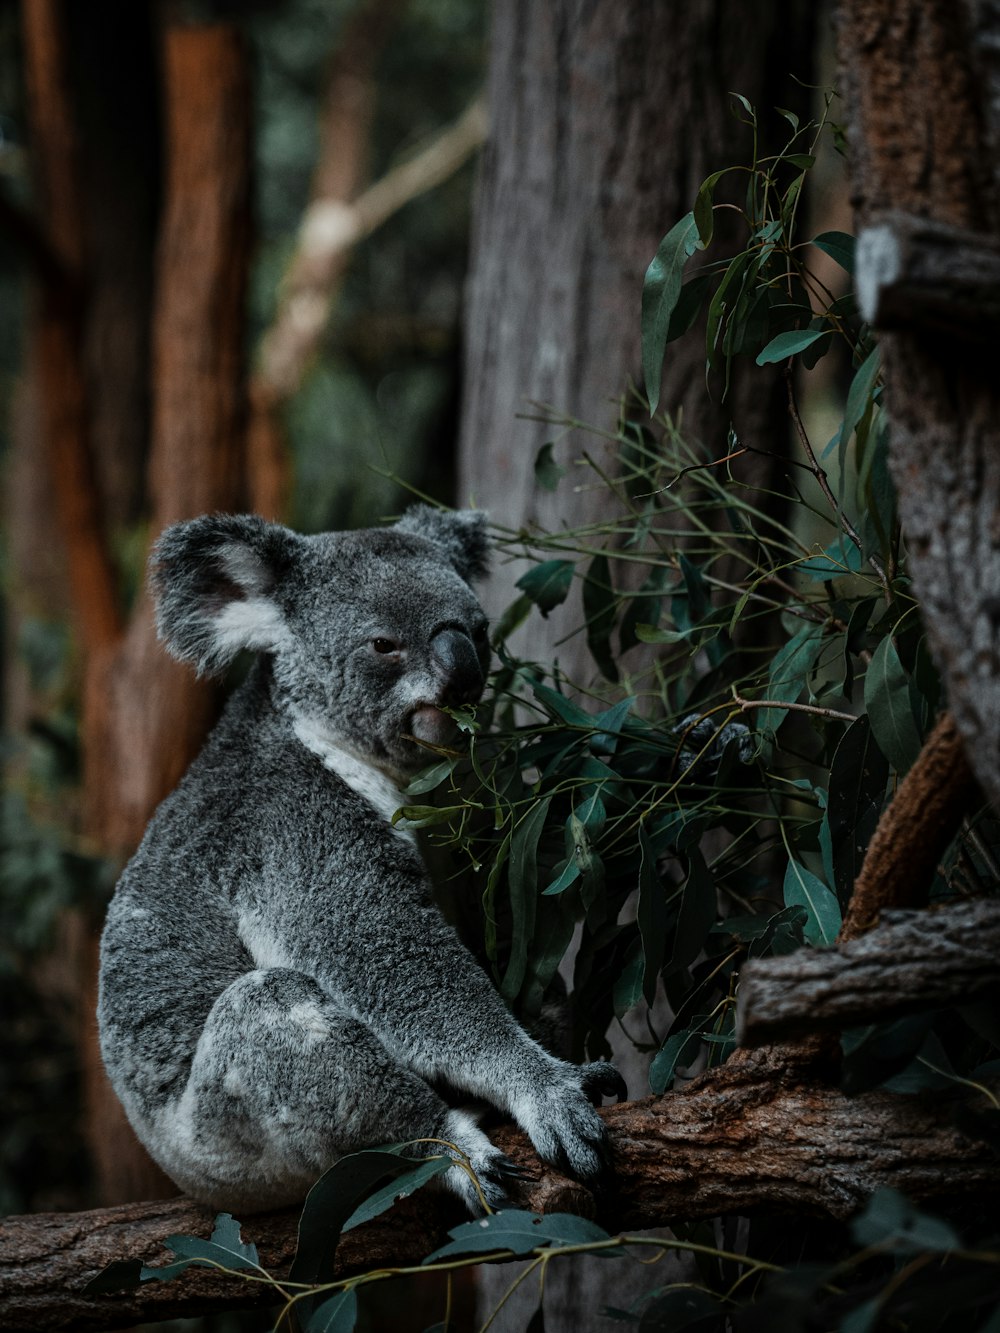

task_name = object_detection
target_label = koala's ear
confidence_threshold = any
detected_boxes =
[394,505,490,584]
[150,514,300,676]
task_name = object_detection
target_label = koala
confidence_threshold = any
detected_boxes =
[98,506,626,1215]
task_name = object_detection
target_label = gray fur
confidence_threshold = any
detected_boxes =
[99,508,624,1214]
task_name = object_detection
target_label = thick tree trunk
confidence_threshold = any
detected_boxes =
[2,1062,997,1332]
[838,1,1000,807]
[459,0,814,682]
[78,23,254,1206]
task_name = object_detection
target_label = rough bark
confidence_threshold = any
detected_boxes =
[737,898,1000,1045]
[838,0,1000,808]
[459,0,814,680]
[838,711,980,941]
[2,1062,997,1332]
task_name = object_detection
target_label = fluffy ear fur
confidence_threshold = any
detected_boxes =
[394,505,490,584]
[150,514,300,676]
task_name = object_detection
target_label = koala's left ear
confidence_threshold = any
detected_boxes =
[150,513,301,676]
[394,505,490,584]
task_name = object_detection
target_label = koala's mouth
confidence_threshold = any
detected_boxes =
[406,705,459,749]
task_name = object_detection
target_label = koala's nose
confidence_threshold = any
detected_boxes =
[429,627,484,705]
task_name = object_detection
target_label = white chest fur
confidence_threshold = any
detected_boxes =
[291,716,413,841]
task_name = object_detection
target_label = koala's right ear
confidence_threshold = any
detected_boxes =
[150,514,300,676]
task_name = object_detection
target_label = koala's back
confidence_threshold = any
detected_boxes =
[98,663,418,1121]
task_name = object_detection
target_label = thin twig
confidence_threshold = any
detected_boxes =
[732,693,856,724]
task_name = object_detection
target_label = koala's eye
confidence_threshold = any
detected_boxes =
[372,637,399,655]
[472,622,489,643]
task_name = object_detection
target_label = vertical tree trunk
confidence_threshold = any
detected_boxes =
[459,0,814,682]
[79,24,254,1205]
[459,4,815,1326]
[837,1,1000,804]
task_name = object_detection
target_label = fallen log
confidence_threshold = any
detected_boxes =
[2,1052,998,1332]
[736,898,1000,1047]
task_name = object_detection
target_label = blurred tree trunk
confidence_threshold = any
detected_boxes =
[459,1,816,684]
[458,3,816,1325]
[18,2,253,1205]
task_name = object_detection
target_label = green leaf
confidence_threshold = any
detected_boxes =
[83,1260,144,1295]
[146,1214,260,1283]
[291,1150,431,1286]
[864,636,923,773]
[812,229,856,275]
[850,1186,959,1254]
[403,759,456,797]
[838,347,880,460]
[521,892,576,1016]
[394,804,457,829]
[693,169,727,246]
[839,1298,881,1333]
[424,1211,612,1263]
[501,798,552,1002]
[825,716,888,908]
[800,535,864,580]
[534,442,566,492]
[642,211,701,413]
[516,560,575,617]
[493,593,534,644]
[342,1156,451,1232]
[613,936,644,1018]
[669,848,715,973]
[784,152,816,170]
[649,1029,701,1094]
[307,1289,359,1333]
[582,554,619,682]
[542,857,581,896]
[637,825,667,1005]
[755,327,828,365]
[762,623,824,735]
[782,858,840,946]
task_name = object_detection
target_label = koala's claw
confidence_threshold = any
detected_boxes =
[580,1060,628,1105]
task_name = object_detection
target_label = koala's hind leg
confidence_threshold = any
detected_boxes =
[158,967,515,1213]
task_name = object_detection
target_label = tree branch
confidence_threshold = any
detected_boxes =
[838,711,980,941]
[736,897,1000,1046]
[3,1059,998,1331]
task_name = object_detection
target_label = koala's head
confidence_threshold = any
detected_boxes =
[150,506,490,775]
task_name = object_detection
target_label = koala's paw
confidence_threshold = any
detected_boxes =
[440,1108,530,1214]
[518,1061,625,1189]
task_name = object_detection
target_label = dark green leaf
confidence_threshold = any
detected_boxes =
[642,212,702,413]
[342,1156,451,1232]
[307,1288,358,1333]
[501,798,552,1002]
[763,623,824,735]
[493,594,534,644]
[292,1151,430,1286]
[864,636,923,773]
[403,759,456,797]
[516,560,575,617]
[534,443,566,492]
[582,554,619,682]
[782,858,840,946]
[850,1186,959,1253]
[613,936,645,1018]
[521,892,576,1016]
[424,1210,612,1263]
[839,1298,880,1333]
[694,169,727,247]
[637,825,668,1005]
[83,1260,144,1295]
[800,535,863,580]
[670,848,715,973]
[812,230,856,275]
[839,347,880,461]
[649,1029,701,1094]
[840,1014,934,1095]
[784,152,816,170]
[826,716,888,908]
[755,328,828,365]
